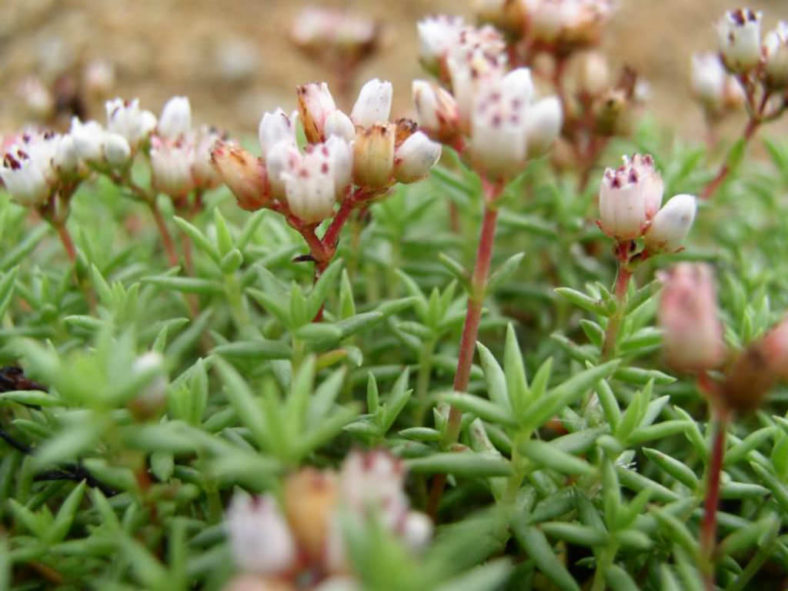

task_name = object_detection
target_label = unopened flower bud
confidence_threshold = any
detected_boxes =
[475,0,527,38]
[526,0,615,48]
[401,512,433,552]
[761,316,788,381]
[717,9,762,73]
[658,263,725,373]
[763,22,788,88]
[325,136,353,198]
[18,77,54,120]
[353,123,395,188]
[106,98,157,149]
[644,194,697,253]
[211,141,269,211]
[691,53,727,109]
[417,16,466,76]
[324,110,356,142]
[576,51,610,96]
[719,343,775,414]
[150,136,194,198]
[0,148,51,207]
[192,126,223,189]
[226,493,297,575]
[265,141,300,199]
[258,109,296,155]
[283,144,344,223]
[525,96,563,157]
[70,117,106,162]
[394,131,441,183]
[598,154,664,241]
[54,134,79,175]
[283,469,337,560]
[412,80,460,142]
[158,96,192,139]
[351,79,393,127]
[297,83,337,144]
[104,133,131,167]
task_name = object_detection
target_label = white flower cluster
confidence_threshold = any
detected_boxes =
[0,95,223,208]
[211,79,442,224]
[225,450,431,587]
[414,16,563,181]
[598,154,696,253]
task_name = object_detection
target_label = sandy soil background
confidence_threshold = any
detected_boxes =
[0,0,783,141]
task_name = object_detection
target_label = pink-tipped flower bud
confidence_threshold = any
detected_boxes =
[106,98,157,150]
[658,263,725,373]
[104,133,132,167]
[468,70,531,180]
[297,83,338,144]
[525,96,563,157]
[158,96,192,139]
[717,9,762,73]
[324,110,356,142]
[283,144,344,223]
[211,141,269,211]
[1,147,51,207]
[598,154,664,241]
[265,141,300,200]
[225,493,297,576]
[258,109,296,156]
[150,136,194,198]
[352,123,396,188]
[394,131,442,183]
[764,22,788,88]
[351,79,393,127]
[644,194,697,253]
[412,80,460,143]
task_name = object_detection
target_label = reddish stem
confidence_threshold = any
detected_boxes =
[323,194,357,250]
[428,185,501,518]
[701,114,760,201]
[700,403,729,591]
[601,242,632,359]
[147,202,179,267]
[54,221,77,264]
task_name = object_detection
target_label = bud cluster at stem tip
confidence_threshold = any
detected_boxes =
[598,154,696,252]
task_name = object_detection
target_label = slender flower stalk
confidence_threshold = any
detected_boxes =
[428,182,501,517]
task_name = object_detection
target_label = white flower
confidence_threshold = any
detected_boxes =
[394,131,442,183]
[598,154,664,241]
[644,194,696,253]
[350,79,393,127]
[283,142,347,223]
[764,22,788,87]
[150,136,194,197]
[70,118,106,162]
[106,98,157,149]
[325,136,353,198]
[338,450,409,530]
[1,147,51,207]
[258,109,297,155]
[525,96,563,157]
[297,82,338,144]
[225,493,297,575]
[104,133,132,167]
[158,96,192,139]
[717,9,762,73]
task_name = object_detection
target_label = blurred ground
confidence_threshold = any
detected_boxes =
[0,0,783,141]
